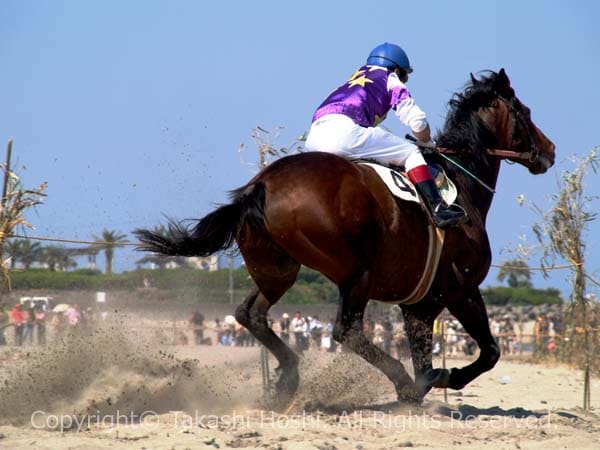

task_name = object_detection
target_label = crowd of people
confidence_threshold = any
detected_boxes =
[0,302,95,346]
[185,303,583,359]
[1,299,592,359]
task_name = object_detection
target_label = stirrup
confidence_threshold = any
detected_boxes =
[432,203,468,228]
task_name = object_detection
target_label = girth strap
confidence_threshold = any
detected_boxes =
[396,225,446,305]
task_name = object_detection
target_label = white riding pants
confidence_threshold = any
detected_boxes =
[305,114,426,170]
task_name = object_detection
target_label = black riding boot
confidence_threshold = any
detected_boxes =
[414,179,468,228]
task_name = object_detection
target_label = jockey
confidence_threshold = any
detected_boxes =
[305,42,467,228]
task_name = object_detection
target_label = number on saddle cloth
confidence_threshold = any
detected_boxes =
[359,162,458,206]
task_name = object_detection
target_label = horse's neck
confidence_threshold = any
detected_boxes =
[456,157,502,224]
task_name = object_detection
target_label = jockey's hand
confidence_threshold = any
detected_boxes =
[405,134,437,151]
[413,124,432,143]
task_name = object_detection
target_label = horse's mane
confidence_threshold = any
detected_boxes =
[435,71,500,159]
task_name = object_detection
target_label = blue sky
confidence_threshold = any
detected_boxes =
[1,0,599,297]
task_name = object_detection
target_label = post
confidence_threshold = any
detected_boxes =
[259,144,266,169]
[441,319,448,403]
[228,255,234,304]
[257,139,271,399]
[261,345,272,396]
[0,139,14,293]
[1,139,13,206]
[172,315,177,346]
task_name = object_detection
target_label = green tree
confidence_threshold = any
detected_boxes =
[496,259,532,288]
[21,239,43,269]
[93,229,128,274]
[4,238,43,269]
[41,245,76,271]
[4,238,23,269]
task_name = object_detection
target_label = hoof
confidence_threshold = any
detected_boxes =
[427,368,451,388]
[415,368,451,396]
[396,383,424,405]
[275,369,299,398]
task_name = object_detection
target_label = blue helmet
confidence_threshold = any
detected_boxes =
[366,43,413,73]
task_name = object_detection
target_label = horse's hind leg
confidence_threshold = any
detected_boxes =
[332,273,421,403]
[234,254,300,399]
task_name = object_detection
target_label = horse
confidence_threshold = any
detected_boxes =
[134,69,555,404]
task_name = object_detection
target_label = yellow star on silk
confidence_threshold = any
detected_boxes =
[373,113,387,126]
[348,75,373,88]
[348,69,365,81]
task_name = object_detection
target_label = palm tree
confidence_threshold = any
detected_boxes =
[497,259,532,288]
[4,238,24,269]
[93,229,128,274]
[20,239,42,269]
[3,239,42,269]
[40,245,76,271]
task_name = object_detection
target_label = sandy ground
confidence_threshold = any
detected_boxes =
[0,320,598,450]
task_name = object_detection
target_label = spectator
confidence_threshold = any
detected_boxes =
[279,313,291,345]
[373,320,385,348]
[220,315,237,346]
[65,304,81,328]
[489,314,502,341]
[220,326,235,346]
[363,318,375,344]
[321,318,336,352]
[34,305,47,345]
[534,313,550,354]
[499,315,516,355]
[10,303,25,346]
[291,311,308,353]
[309,315,323,349]
[382,319,393,354]
[0,305,9,345]
[22,302,36,345]
[392,327,409,359]
[214,318,222,345]
[547,337,557,352]
[446,320,460,356]
[190,310,205,345]
[50,311,66,339]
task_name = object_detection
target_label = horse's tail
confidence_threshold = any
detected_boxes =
[134,182,266,257]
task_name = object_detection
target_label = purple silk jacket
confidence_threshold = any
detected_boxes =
[312,65,411,128]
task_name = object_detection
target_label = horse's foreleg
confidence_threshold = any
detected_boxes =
[332,274,420,403]
[401,301,446,396]
[442,287,500,390]
[235,280,300,399]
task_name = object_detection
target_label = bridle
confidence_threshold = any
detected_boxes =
[497,95,540,163]
[431,94,540,164]
[407,93,544,194]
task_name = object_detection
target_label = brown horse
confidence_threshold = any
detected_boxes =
[135,69,555,403]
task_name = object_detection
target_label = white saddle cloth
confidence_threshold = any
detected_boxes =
[359,162,458,206]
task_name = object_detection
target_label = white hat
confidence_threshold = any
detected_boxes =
[224,315,237,326]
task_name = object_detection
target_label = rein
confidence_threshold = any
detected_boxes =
[405,96,542,194]
[408,94,540,163]
[421,144,533,161]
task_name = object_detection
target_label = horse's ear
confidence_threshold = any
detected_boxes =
[495,68,511,95]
